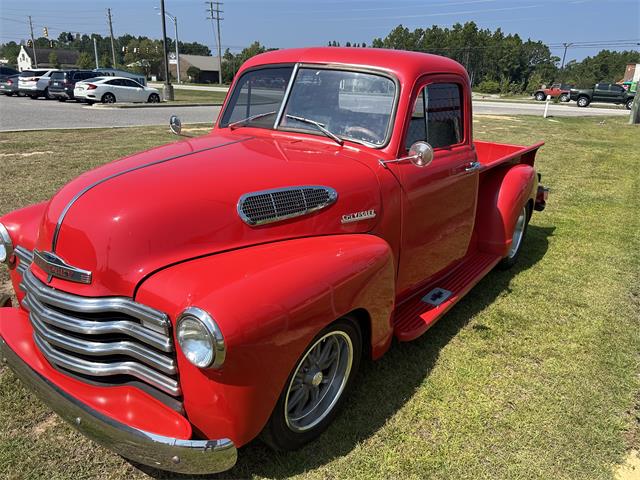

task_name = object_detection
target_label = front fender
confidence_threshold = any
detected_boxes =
[477,164,537,256]
[135,234,395,446]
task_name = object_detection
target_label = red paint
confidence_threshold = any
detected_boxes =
[0,48,546,454]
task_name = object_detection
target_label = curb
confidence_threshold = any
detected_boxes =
[91,102,223,109]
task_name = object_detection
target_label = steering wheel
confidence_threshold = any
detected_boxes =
[343,126,379,144]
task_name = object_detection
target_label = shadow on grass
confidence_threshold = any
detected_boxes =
[141,225,555,480]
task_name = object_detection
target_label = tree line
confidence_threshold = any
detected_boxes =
[2,22,637,90]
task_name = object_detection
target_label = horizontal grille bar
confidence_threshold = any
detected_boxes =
[34,334,180,396]
[30,314,176,375]
[21,268,169,335]
[14,246,33,276]
[23,293,173,352]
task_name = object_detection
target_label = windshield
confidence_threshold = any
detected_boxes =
[220,66,396,147]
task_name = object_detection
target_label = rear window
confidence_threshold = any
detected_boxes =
[20,70,47,77]
[73,72,96,80]
[51,72,66,80]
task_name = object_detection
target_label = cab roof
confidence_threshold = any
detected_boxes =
[240,47,468,85]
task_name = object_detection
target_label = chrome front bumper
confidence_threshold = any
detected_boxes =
[0,337,237,474]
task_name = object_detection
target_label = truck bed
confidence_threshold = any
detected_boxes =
[474,140,544,170]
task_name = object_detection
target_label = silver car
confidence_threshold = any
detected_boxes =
[0,74,23,96]
[18,69,58,99]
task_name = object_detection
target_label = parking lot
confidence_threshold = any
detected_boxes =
[0,92,630,132]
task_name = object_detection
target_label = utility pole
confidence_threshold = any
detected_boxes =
[28,16,38,68]
[107,8,117,67]
[206,1,223,85]
[560,42,573,70]
[155,8,181,84]
[93,36,99,69]
[159,0,174,100]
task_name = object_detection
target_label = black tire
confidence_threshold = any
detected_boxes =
[17,91,25,97]
[498,204,530,270]
[577,96,590,107]
[44,88,52,100]
[534,92,546,101]
[261,317,363,451]
[29,94,38,100]
[101,92,116,104]
[147,93,160,103]
[625,98,634,110]
[57,98,66,102]
[559,93,569,102]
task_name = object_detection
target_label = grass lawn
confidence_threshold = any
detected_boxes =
[171,89,228,103]
[0,115,639,479]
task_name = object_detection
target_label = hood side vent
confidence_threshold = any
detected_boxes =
[238,186,338,226]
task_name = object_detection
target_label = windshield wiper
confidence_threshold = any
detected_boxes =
[285,114,344,146]
[228,111,277,130]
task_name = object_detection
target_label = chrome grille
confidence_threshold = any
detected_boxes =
[238,186,338,226]
[19,268,180,397]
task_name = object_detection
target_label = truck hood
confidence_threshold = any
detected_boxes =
[32,131,382,297]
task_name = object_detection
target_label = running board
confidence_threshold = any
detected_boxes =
[393,252,501,342]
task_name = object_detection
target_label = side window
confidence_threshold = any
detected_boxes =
[406,83,463,150]
[106,79,121,86]
[124,79,142,88]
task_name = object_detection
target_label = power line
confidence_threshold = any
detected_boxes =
[206,1,223,85]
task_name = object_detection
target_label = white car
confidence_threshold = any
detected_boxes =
[18,69,59,99]
[74,76,161,104]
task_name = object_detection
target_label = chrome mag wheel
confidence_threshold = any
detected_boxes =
[284,331,353,433]
[508,206,527,259]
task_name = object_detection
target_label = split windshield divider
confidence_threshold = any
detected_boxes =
[273,62,300,129]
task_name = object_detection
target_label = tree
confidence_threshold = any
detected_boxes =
[48,52,60,68]
[77,52,94,69]
[0,41,20,66]
[187,66,201,82]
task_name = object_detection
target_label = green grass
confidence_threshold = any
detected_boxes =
[0,116,639,479]
[170,89,227,104]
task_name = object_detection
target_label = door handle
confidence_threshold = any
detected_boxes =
[464,161,481,172]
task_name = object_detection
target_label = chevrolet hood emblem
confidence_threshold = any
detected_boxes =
[33,250,92,284]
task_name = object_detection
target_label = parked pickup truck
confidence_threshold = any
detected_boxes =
[570,82,636,109]
[0,48,548,475]
[533,83,572,102]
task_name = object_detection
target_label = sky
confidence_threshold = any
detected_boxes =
[1,0,638,63]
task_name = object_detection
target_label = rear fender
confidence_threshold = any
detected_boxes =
[476,164,537,256]
[135,234,395,446]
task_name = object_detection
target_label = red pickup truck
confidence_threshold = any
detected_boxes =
[0,48,548,474]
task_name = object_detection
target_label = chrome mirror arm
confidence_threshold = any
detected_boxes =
[379,141,434,169]
[379,154,419,168]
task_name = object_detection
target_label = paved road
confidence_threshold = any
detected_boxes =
[0,94,629,132]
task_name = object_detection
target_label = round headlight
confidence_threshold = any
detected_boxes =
[0,223,14,264]
[176,307,226,369]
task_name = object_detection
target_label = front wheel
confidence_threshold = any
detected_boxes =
[626,98,634,110]
[559,93,569,102]
[261,318,362,451]
[498,204,529,270]
[147,93,160,103]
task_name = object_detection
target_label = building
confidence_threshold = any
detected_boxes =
[17,45,80,71]
[169,53,221,83]
[619,63,639,93]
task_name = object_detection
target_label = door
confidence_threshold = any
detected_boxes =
[593,84,611,102]
[390,77,479,296]
[122,79,145,102]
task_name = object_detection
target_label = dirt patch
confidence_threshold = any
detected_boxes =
[0,151,54,158]
[474,115,521,121]
[615,450,640,480]
[31,414,59,437]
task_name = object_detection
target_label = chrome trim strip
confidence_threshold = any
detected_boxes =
[14,245,33,275]
[0,338,237,475]
[51,136,254,252]
[21,269,169,335]
[31,314,176,375]
[34,334,181,396]
[273,62,299,128]
[22,295,173,353]
[237,185,338,227]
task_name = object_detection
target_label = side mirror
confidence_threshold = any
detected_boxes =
[408,141,434,167]
[169,115,182,135]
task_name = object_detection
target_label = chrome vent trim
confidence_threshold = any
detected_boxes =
[19,268,180,397]
[238,186,338,226]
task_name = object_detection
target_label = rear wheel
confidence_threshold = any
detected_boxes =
[498,204,529,270]
[101,92,116,104]
[577,96,590,107]
[534,92,546,101]
[626,98,634,110]
[262,318,362,451]
[44,88,52,100]
[57,98,66,102]
[559,93,569,102]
